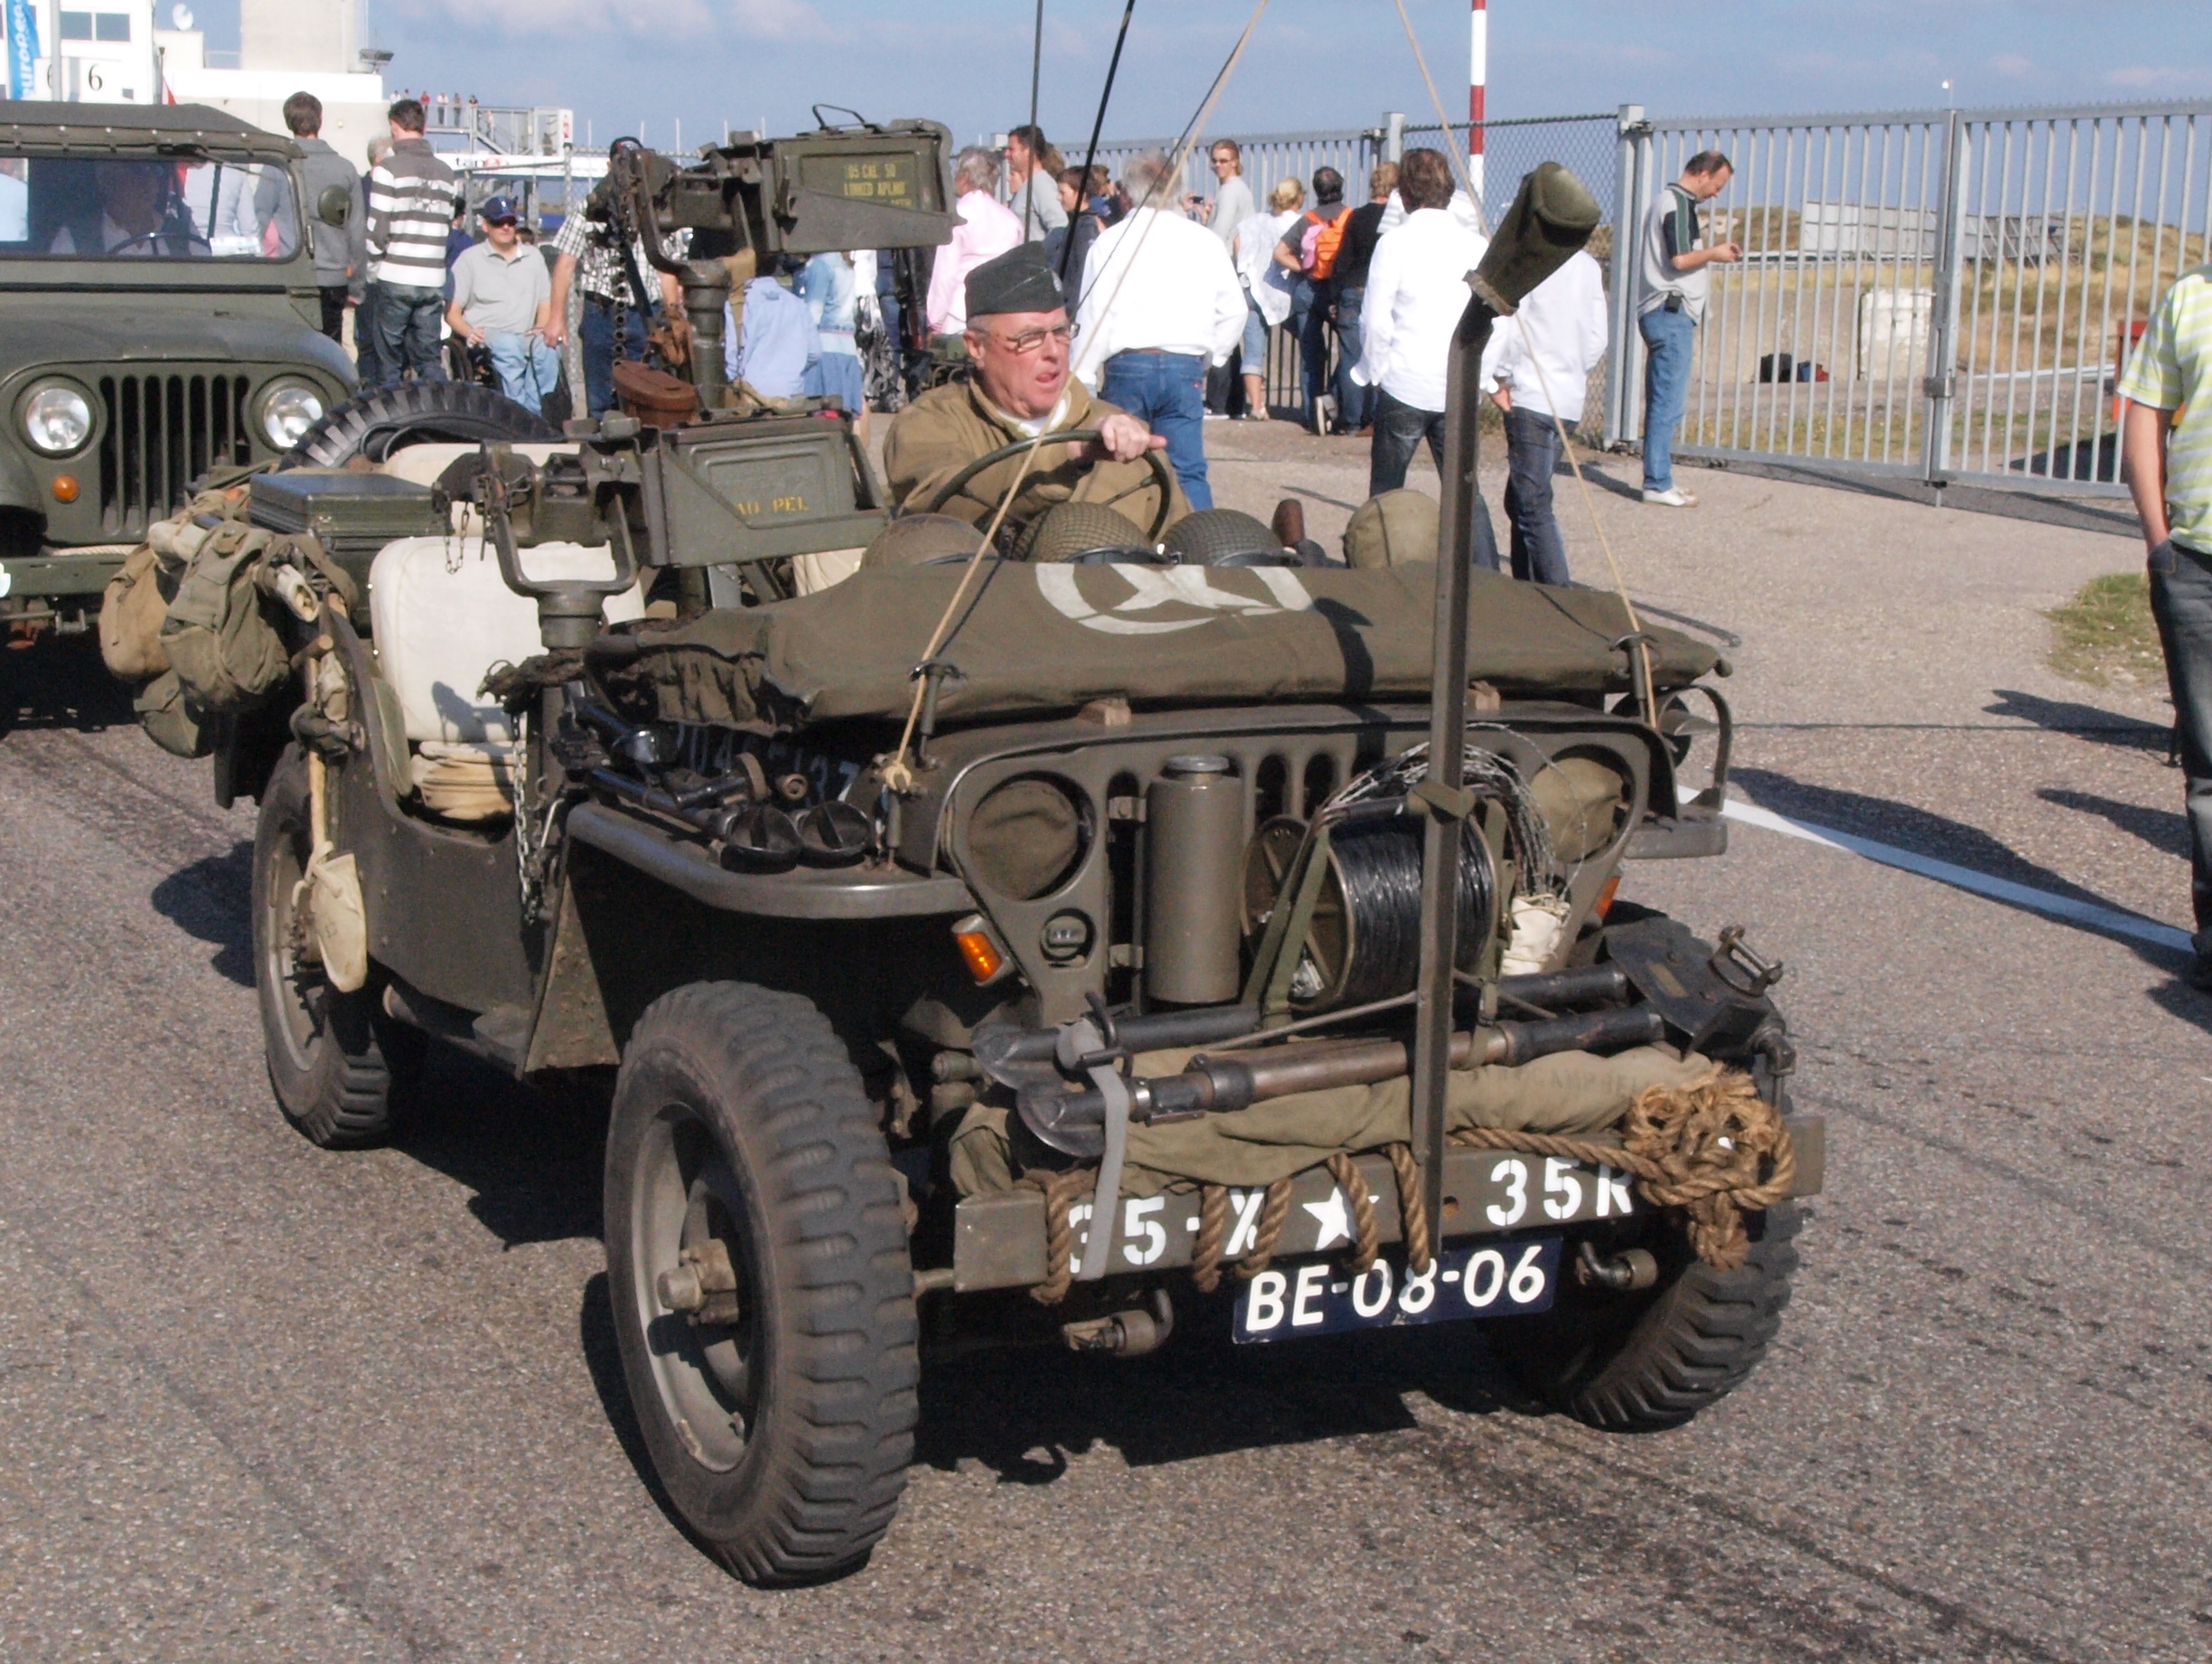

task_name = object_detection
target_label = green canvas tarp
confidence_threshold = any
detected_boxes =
[591,559,1720,731]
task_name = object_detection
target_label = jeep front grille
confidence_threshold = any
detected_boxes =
[97,372,254,537]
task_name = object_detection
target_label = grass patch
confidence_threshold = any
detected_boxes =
[2047,570,2164,689]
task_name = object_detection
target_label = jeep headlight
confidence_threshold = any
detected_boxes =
[259,381,325,449]
[23,382,93,456]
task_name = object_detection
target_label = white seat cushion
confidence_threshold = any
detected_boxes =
[369,535,645,745]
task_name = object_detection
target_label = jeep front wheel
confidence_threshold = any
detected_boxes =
[1487,1203,1802,1431]
[605,982,918,1584]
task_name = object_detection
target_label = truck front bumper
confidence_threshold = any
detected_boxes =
[948,1114,1824,1293]
[1,544,136,616]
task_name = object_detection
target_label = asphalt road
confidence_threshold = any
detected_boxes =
[5,443,2209,1663]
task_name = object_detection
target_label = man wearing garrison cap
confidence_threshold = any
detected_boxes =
[884,243,1190,541]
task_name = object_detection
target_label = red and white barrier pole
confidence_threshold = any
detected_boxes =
[1467,0,1486,200]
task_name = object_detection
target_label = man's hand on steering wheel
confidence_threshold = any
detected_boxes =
[1087,412,1167,465]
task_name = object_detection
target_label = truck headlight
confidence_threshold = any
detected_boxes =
[23,382,93,456]
[260,381,326,449]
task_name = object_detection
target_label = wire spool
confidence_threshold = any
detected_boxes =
[1241,803,1497,1012]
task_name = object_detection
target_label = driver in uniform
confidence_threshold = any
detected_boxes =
[883,243,1189,541]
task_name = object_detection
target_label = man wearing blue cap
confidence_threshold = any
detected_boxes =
[446,195,559,414]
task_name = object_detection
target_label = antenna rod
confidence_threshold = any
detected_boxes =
[1061,0,1136,287]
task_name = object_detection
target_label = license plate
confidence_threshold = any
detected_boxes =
[1232,1237,1561,1343]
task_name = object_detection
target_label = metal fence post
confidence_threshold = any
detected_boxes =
[1923,109,1972,484]
[1384,111,1405,163]
[1607,104,1650,447]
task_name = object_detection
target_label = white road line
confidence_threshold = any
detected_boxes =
[1698,794,2194,954]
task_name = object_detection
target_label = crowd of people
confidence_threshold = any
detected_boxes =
[288,96,1764,587]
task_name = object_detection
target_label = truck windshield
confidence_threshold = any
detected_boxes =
[0,155,302,260]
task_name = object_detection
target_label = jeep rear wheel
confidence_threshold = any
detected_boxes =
[280,381,559,469]
[1488,1203,1802,1432]
[605,982,918,1584]
[252,747,421,1147]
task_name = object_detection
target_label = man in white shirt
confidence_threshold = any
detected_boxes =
[1481,248,1609,583]
[927,146,1024,342]
[1350,147,1500,567]
[1072,151,1245,509]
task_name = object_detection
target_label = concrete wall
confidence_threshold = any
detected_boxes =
[239,0,356,73]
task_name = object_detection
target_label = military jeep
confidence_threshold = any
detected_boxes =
[175,142,1818,1584]
[0,102,353,638]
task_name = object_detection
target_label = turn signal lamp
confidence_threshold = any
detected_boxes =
[1593,874,1622,920]
[50,475,79,503]
[951,914,1014,985]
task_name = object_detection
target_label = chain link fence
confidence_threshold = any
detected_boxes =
[1611,99,2212,498]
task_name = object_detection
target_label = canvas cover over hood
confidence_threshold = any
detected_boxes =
[591,559,1720,731]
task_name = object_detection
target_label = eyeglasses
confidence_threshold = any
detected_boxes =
[983,322,1077,355]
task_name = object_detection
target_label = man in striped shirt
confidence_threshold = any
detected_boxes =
[2123,264,2212,986]
[365,98,460,389]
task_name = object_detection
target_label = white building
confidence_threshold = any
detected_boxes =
[5,0,389,159]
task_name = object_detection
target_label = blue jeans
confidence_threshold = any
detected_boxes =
[579,293,651,418]
[2151,537,2212,953]
[374,286,447,389]
[1638,304,1696,491]
[1331,286,1370,430]
[352,282,386,389]
[1298,281,1335,424]
[1100,350,1211,511]
[1241,295,1270,371]
[1503,406,1570,585]
[483,332,561,414]
[1367,388,1499,570]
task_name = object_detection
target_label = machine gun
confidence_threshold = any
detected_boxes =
[585,116,957,410]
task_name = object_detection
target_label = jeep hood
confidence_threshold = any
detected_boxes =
[0,299,352,382]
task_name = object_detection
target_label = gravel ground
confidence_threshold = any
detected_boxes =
[3,427,2207,1663]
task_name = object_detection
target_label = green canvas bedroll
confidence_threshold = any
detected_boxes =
[591,559,1720,730]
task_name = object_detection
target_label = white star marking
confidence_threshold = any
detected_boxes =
[1302,1189,1351,1249]
[1303,1184,1381,1251]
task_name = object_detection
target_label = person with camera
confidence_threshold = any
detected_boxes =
[1636,150,1742,507]
[445,194,558,414]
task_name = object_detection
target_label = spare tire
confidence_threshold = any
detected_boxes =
[1161,507,1287,567]
[280,381,560,470]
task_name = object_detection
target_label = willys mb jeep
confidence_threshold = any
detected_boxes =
[0,102,354,640]
[178,137,1819,1583]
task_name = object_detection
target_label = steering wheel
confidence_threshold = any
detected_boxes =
[107,230,212,258]
[921,428,1177,544]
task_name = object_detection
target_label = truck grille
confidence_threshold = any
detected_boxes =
[97,373,254,537]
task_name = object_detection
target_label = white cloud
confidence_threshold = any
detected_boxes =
[2103,63,2208,89]
[1992,53,2034,78]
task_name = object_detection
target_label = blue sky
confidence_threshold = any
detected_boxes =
[192,1,2208,146]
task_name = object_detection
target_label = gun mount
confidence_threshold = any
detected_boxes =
[587,118,956,409]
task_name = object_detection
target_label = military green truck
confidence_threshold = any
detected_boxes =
[145,132,1818,1584]
[0,102,354,639]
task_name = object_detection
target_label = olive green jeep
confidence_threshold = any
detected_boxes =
[0,101,353,638]
[146,140,1820,1585]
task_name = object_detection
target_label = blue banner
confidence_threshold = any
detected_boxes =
[6,0,38,101]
